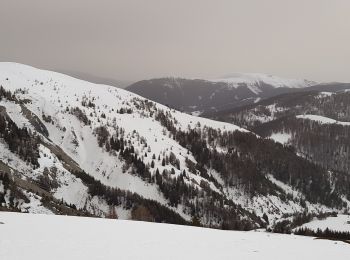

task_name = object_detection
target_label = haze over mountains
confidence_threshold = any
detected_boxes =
[57,69,134,89]
[1,63,350,233]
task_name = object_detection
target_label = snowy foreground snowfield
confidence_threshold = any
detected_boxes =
[1,212,349,260]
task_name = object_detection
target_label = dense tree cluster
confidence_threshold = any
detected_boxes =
[295,227,350,241]
[0,85,16,101]
[71,107,91,125]
[0,172,30,211]
[81,96,96,108]
[94,126,110,148]
[255,116,350,175]
[0,107,40,167]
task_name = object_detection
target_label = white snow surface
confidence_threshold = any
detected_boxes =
[296,115,350,126]
[269,132,292,145]
[0,212,349,260]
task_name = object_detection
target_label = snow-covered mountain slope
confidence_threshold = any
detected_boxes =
[210,89,350,179]
[0,63,349,230]
[209,73,315,94]
[1,212,349,260]
[209,89,350,129]
[0,62,251,225]
[126,75,318,115]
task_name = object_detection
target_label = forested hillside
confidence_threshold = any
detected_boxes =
[208,90,350,183]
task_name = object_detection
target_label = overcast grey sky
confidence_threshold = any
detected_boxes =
[1,0,350,82]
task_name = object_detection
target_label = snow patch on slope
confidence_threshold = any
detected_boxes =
[296,115,350,126]
[269,132,292,145]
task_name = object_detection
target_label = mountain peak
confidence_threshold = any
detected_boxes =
[209,73,316,94]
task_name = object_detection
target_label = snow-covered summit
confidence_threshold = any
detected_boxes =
[210,73,316,94]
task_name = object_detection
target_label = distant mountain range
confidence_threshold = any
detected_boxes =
[125,74,313,115]
[126,74,350,116]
